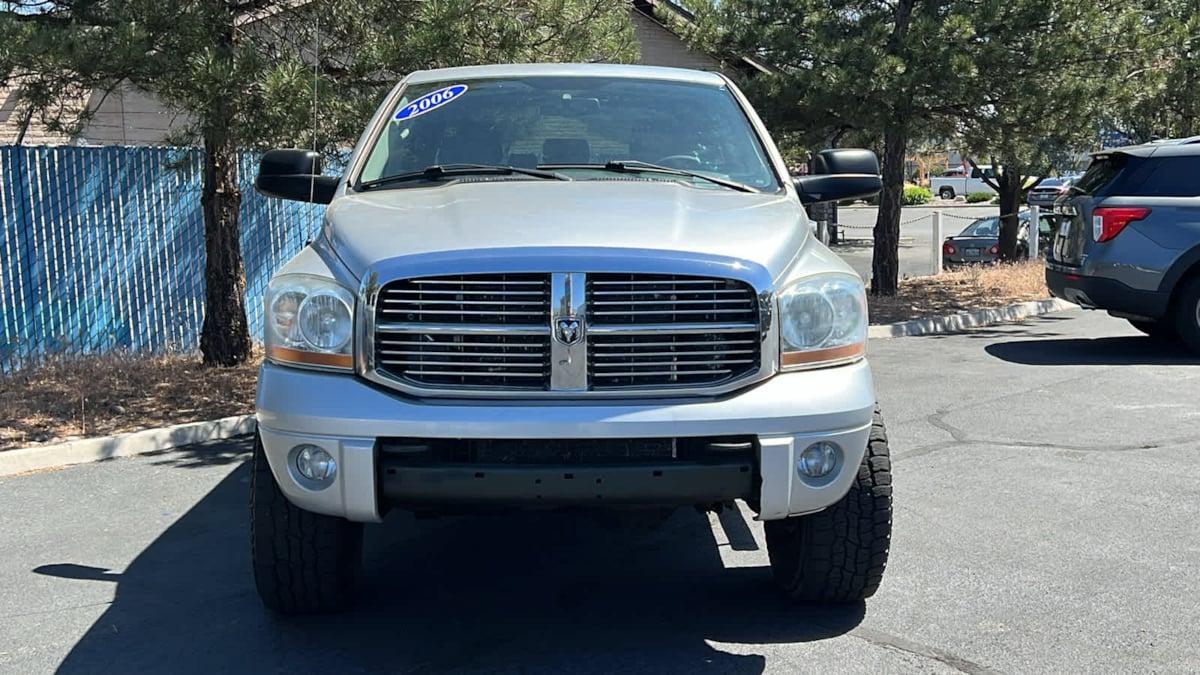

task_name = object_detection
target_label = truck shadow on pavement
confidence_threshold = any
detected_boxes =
[40,451,865,674]
[985,334,1200,366]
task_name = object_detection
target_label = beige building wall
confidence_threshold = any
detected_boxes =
[630,9,724,74]
[76,83,194,146]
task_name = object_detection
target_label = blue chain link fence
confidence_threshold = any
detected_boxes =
[0,145,327,372]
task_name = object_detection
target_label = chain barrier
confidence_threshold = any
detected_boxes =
[942,209,1026,221]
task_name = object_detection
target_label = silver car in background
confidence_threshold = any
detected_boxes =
[1027,175,1080,209]
[943,210,1058,265]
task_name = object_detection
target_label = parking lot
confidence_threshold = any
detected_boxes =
[2,309,1198,674]
[832,204,1001,281]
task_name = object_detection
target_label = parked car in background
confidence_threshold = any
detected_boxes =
[1046,136,1200,347]
[1026,175,1080,209]
[943,210,1058,265]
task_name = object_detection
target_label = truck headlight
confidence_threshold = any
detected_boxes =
[778,273,866,370]
[265,274,355,370]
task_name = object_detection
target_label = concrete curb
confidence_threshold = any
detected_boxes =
[868,298,1078,339]
[0,414,256,477]
[1,298,1077,475]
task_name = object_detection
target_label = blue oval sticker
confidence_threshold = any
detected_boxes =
[395,84,468,121]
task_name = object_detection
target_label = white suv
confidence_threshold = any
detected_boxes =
[251,63,892,614]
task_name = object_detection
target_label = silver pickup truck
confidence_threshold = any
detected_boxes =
[250,63,892,615]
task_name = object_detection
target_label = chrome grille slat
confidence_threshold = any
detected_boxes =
[597,369,733,377]
[383,299,545,306]
[407,280,545,286]
[386,361,545,368]
[376,322,545,335]
[593,349,756,357]
[590,288,750,294]
[594,359,756,368]
[588,323,757,335]
[405,370,546,378]
[592,299,753,306]
[385,289,546,295]
[379,350,543,359]
[591,279,734,285]
[592,339,757,348]
[379,309,543,316]
[590,308,756,316]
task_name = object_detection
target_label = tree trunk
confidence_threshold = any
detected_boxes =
[870,125,908,295]
[199,128,251,366]
[996,167,1024,261]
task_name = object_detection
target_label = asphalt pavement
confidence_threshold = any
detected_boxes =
[2,308,1199,674]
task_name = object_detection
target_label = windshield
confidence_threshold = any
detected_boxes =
[959,216,1001,237]
[356,75,781,191]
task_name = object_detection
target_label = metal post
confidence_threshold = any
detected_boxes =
[932,211,944,275]
[817,219,829,245]
[1029,205,1040,260]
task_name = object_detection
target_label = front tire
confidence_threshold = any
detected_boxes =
[765,406,893,604]
[250,432,364,615]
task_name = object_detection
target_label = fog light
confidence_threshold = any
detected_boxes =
[295,445,336,482]
[797,442,840,478]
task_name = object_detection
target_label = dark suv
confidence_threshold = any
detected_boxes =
[1045,136,1200,348]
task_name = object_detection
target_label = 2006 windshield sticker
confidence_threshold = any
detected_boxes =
[395,84,468,121]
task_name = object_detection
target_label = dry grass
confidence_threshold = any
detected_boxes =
[868,260,1049,325]
[0,262,1051,451]
[0,351,259,451]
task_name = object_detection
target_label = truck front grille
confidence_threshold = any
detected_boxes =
[588,274,760,390]
[371,272,763,395]
[374,274,552,389]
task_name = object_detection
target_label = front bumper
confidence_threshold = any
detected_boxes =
[256,360,877,523]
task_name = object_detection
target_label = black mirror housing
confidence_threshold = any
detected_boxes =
[795,148,882,204]
[255,149,339,204]
[811,148,880,176]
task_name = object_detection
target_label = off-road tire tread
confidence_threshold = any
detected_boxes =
[250,434,363,615]
[765,405,893,604]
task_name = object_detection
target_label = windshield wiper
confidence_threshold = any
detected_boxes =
[544,160,758,193]
[358,164,570,190]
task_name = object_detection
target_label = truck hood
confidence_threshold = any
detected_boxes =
[320,180,816,282]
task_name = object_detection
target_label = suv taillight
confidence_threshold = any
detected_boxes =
[1092,207,1150,242]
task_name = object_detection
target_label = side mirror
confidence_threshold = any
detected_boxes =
[255,149,340,204]
[793,148,882,205]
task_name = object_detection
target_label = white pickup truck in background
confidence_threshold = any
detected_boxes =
[930,165,1039,200]
[930,165,999,200]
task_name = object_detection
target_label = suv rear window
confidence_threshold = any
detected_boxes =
[1074,153,1129,195]
[1117,155,1200,197]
